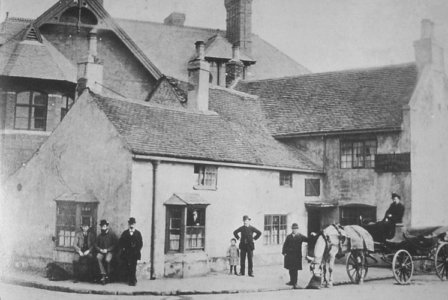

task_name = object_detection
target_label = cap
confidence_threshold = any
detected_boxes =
[242,215,251,221]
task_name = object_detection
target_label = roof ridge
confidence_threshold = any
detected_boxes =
[92,92,218,116]
[114,17,226,33]
[7,17,35,22]
[243,62,417,83]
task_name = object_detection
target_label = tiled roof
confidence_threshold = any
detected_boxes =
[115,18,309,81]
[236,63,419,137]
[91,88,321,171]
[0,24,77,82]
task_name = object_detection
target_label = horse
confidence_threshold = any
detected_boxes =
[309,224,372,287]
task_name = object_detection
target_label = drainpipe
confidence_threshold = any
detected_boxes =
[150,160,160,280]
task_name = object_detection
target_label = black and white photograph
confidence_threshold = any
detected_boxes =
[0,0,448,299]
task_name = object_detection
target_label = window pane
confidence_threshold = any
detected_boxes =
[16,92,30,104]
[353,142,364,167]
[264,215,287,245]
[364,140,377,168]
[340,142,352,169]
[15,106,29,118]
[14,118,29,129]
[56,203,77,247]
[32,92,47,106]
[186,227,205,250]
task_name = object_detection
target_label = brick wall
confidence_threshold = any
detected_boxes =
[40,25,157,100]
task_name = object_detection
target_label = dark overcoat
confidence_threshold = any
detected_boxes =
[233,225,262,251]
[119,229,143,261]
[282,233,309,270]
[384,202,405,223]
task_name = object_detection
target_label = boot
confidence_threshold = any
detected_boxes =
[234,266,238,275]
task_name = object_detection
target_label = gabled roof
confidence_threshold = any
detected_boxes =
[164,194,210,206]
[204,34,254,62]
[32,0,162,80]
[89,88,321,172]
[0,24,76,82]
[236,63,419,137]
[115,18,309,81]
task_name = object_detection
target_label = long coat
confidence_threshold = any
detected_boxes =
[384,202,405,223]
[233,225,262,251]
[119,229,143,261]
[282,233,309,270]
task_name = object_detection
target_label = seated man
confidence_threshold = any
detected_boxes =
[72,220,95,283]
[95,219,117,285]
[384,193,405,224]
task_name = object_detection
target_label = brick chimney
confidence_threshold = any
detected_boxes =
[413,19,445,74]
[77,28,103,95]
[187,41,210,111]
[226,45,244,87]
[225,0,252,56]
[164,12,186,26]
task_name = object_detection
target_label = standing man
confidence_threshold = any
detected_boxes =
[72,220,95,283]
[233,215,261,277]
[95,219,117,285]
[119,217,143,286]
[384,193,405,224]
[282,223,309,289]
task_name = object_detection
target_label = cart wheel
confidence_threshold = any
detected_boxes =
[392,249,413,284]
[435,243,448,281]
[346,252,369,284]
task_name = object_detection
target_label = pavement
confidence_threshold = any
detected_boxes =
[0,263,393,296]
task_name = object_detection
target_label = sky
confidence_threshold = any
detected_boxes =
[1,0,448,73]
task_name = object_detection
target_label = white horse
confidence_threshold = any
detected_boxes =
[309,224,368,287]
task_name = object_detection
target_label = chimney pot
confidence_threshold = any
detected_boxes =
[421,19,434,39]
[195,41,205,60]
[414,19,445,74]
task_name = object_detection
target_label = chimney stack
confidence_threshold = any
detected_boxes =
[187,41,210,111]
[225,0,252,56]
[164,12,186,26]
[226,45,244,87]
[77,28,103,95]
[413,19,445,74]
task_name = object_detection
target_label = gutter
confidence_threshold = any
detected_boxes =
[273,127,402,139]
[132,154,324,174]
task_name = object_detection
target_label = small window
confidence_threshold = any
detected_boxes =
[55,201,97,248]
[165,206,207,253]
[279,172,292,187]
[305,179,320,196]
[61,95,74,121]
[340,206,377,226]
[340,140,377,169]
[14,91,48,130]
[264,215,287,245]
[194,165,217,189]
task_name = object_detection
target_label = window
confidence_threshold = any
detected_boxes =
[165,206,207,252]
[194,165,218,189]
[264,215,287,245]
[305,178,320,196]
[61,95,74,121]
[339,206,376,226]
[14,91,48,130]
[55,201,98,248]
[279,172,292,187]
[340,140,377,169]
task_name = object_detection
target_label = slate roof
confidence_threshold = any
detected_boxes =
[236,63,419,137]
[0,19,77,82]
[115,18,310,81]
[90,88,321,172]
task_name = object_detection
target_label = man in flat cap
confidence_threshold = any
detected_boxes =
[282,223,309,289]
[119,217,143,286]
[233,215,261,277]
[72,219,95,283]
[384,193,405,224]
[95,219,117,285]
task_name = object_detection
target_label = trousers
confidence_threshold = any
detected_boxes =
[73,253,94,281]
[240,248,253,275]
[96,252,113,276]
[289,268,298,284]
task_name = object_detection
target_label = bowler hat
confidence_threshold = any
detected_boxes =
[242,215,251,221]
[391,193,401,200]
[128,217,136,224]
[291,223,299,229]
[99,219,109,226]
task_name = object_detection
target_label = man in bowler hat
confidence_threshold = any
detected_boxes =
[384,193,405,224]
[282,223,309,289]
[72,220,95,283]
[119,217,143,286]
[233,215,261,277]
[95,219,117,285]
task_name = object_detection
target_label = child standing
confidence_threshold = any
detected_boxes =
[227,238,239,275]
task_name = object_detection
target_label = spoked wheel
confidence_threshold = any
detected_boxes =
[435,242,448,280]
[346,252,369,284]
[392,249,414,284]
